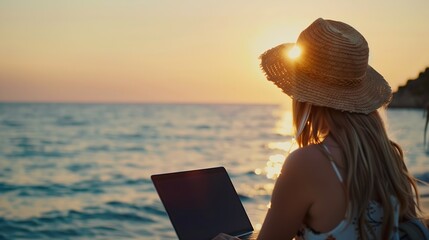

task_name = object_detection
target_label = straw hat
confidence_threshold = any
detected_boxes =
[260,18,392,114]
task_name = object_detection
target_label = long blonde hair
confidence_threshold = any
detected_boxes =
[292,100,421,239]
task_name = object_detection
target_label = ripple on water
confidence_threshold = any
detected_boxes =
[55,116,87,127]
[106,201,167,217]
[238,194,252,202]
[5,138,77,159]
[1,182,105,197]
[66,163,95,173]
[0,206,157,239]
[1,120,24,128]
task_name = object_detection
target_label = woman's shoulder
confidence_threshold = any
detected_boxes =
[282,143,338,185]
[285,144,326,167]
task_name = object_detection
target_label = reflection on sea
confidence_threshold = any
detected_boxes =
[274,110,294,137]
[255,154,286,180]
[256,108,298,180]
[265,154,286,179]
[267,141,296,152]
[248,108,297,228]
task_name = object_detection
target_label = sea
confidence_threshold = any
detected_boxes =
[1,103,429,240]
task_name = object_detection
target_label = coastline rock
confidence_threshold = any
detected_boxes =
[389,67,429,109]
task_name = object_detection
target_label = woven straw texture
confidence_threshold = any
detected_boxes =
[260,18,392,114]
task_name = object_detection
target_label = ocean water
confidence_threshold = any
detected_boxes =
[1,103,429,240]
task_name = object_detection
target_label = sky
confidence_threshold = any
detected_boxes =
[1,0,429,104]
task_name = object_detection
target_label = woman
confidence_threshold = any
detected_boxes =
[216,18,422,239]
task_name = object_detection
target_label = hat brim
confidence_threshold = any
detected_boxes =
[260,43,392,114]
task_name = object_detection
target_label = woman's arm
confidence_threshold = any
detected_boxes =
[257,149,316,239]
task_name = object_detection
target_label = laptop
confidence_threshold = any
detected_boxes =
[151,167,256,240]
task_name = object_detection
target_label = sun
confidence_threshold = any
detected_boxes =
[287,45,301,59]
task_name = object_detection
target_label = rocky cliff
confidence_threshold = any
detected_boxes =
[389,67,429,108]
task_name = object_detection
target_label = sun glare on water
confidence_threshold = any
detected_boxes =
[253,109,299,180]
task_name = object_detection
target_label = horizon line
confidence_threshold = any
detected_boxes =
[0,100,283,106]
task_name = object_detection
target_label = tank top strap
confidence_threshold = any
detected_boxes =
[320,143,344,183]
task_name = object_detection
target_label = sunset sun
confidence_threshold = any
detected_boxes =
[287,45,301,59]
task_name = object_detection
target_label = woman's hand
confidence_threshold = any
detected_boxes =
[212,233,240,240]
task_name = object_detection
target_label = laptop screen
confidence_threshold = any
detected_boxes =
[151,167,253,240]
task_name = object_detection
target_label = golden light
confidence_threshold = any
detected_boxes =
[274,110,294,136]
[287,45,301,59]
[267,141,298,152]
[265,154,286,179]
